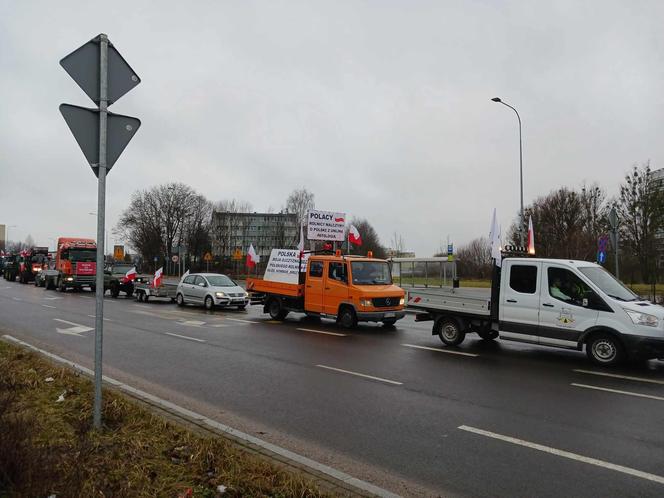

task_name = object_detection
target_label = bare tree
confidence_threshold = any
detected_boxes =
[616,162,664,282]
[456,237,492,279]
[390,232,406,257]
[284,188,315,225]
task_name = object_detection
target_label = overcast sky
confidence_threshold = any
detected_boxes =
[1,0,663,256]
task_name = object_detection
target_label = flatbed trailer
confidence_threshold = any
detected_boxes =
[134,281,178,302]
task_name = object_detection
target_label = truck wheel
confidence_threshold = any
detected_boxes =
[111,283,120,298]
[586,333,625,366]
[268,298,288,320]
[126,287,134,298]
[383,319,397,327]
[205,296,215,310]
[176,293,185,307]
[435,318,466,346]
[477,330,499,340]
[338,307,357,329]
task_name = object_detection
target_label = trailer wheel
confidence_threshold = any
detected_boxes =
[137,292,144,302]
[176,293,185,307]
[268,298,288,320]
[435,317,466,346]
[338,306,357,329]
[586,333,625,366]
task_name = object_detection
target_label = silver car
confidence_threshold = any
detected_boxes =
[176,273,249,310]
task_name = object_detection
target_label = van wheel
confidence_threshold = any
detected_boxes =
[477,330,499,340]
[383,319,397,327]
[205,296,215,310]
[176,293,185,307]
[338,307,357,329]
[586,333,625,366]
[268,298,288,320]
[435,318,466,346]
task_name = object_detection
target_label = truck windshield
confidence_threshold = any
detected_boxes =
[351,261,392,285]
[69,249,97,262]
[578,266,638,302]
[206,275,236,287]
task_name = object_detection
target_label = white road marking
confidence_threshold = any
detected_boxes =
[178,320,206,327]
[402,343,479,357]
[53,318,93,337]
[315,365,403,385]
[87,315,112,322]
[458,424,664,485]
[574,369,664,386]
[44,297,62,300]
[571,383,664,402]
[210,323,231,328]
[129,309,178,320]
[12,297,22,301]
[165,332,205,343]
[41,304,56,309]
[297,328,348,337]
[225,318,258,324]
[2,286,11,289]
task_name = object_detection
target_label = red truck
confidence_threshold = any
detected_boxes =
[42,237,97,292]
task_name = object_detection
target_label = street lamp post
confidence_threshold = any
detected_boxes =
[491,97,524,246]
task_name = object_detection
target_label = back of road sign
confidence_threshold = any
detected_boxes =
[60,36,141,105]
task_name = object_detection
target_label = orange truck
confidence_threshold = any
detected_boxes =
[42,237,97,291]
[247,251,405,328]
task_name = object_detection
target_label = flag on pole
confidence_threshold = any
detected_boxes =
[181,269,190,282]
[296,224,305,255]
[349,225,362,246]
[527,215,535,255]
[246,244,259,269]
[489,208,502,267]
[153,267,163,288]
[122,267,137,283]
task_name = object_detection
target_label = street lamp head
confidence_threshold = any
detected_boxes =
[491,97,502,102]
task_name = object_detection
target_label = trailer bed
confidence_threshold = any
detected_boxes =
[134,282,178,302]
[406,287,491,317]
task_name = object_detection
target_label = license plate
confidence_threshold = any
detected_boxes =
[384,312,395,318]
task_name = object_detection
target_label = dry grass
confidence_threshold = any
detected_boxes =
[0,341,329,498]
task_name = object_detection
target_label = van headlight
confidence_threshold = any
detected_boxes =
[215,292,227,298]
[624,309,659,327]
[360,298,372,307]
[399,297,405,306]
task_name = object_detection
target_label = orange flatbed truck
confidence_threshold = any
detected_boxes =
[246,251,406,328]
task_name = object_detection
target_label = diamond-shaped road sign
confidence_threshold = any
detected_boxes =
[60,35,140,105]
[59,104,141,176]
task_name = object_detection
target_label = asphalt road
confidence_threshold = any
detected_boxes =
[1,280,664,497]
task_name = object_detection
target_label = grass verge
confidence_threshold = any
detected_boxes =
[0,340,329,498]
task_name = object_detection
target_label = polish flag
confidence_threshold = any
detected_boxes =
[124,267,137,281]
[153,267,163,288]
[527,215,535,255]
[349,225,362,246]
[246,244,259,269]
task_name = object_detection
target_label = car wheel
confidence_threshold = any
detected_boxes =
[176,293,185,307]
[111,283,120,298]
[435,317,466,346]
[205,295,215,310]
[338,307,357,329]
[268,298,287,320]
[586,333,625,366]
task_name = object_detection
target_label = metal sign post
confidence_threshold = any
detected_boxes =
[60,34,141,429]
[609,207,619,279]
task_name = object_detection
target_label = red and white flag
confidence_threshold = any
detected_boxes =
[246,244,259,268]
[153,267,163,288]
[349,225,362,246]
[527,215,535,255]
[296,225,305,255]
[124,267,137,282]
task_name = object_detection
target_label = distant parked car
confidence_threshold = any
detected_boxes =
[176,273,249,310]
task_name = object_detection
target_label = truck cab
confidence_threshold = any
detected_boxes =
[53,237,97,291]
[248,252,406,328]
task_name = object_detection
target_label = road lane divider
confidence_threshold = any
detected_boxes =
[225,318,259,324]
[571,383,664,402]
[165,332,206,343]
[297,328,348,337]
[402,343,479,357]
[12,297,22,301]
[177,320,206,327]
[573,369,664,386]
[0,335,400,498]
[458,424,664,485]
[87,315,112,322]
[316,365,403,385]
[41,304,57,309]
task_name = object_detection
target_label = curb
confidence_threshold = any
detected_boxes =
[2,334,400,498]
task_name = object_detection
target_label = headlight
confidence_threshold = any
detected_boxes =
[624,309,659,327]
[360,298,372,307]
[399,297,405,305]
[215,292,227,298]
[66,277,74,282]
[244,291,249,297]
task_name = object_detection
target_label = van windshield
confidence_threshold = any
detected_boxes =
[578,266,638,302]
[351,261,392,285]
